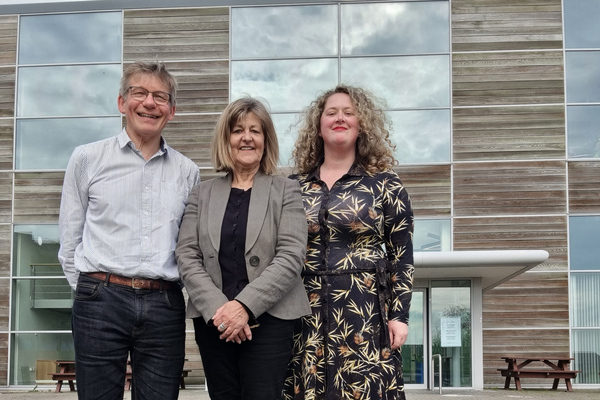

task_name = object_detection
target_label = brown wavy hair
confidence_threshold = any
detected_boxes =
[292,84,397,174]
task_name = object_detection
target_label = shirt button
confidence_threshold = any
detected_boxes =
[144,236,149,240]
[144,211,149,216]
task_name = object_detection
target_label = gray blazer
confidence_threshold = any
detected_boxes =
[175,171,311,323]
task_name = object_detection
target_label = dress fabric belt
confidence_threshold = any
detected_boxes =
[82,272,179,291]
[301,259,394,349]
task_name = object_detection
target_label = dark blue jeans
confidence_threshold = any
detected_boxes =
[194,313,297,400]
[72,274,186,400]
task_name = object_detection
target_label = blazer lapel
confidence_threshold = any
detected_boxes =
[246,171,271,252]
[207,173,232,251]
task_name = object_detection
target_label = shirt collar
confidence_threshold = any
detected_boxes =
[306,162,369,182]
[117,128,168,155]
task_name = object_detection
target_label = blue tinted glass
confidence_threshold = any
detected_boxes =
[342,1,449,55]
[231,59,338,112]
[16,117,120,170]
[389,110,451,163]
[566,52,600,103]
[17,64,121,117]
[232,5,337,59]
[19,12,122,64]
[271,113,300,167]
[567,105,600,158]
[564,0,600,49]
[414,219,451,252]
[569,216,600,270]
[341,56,450,108]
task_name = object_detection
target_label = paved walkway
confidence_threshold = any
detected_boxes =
[1,387,600,399]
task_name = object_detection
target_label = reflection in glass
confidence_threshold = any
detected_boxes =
[564,0,600,49]
[231,59,338,112]
[569,216,600,270]
[341,56,450,108]
[19,12,122,64]
[567,106,600,158]
[572,329,600,384]
[389,110,450,163]
[12,225,72,332]
[566,52,600,103]
[431,280,472,388]
[232,5,337,59]
[402,290,424,384]
[10,333,75,385]
[17,64,121,117]
[272,113,300,166]
[414,219,451,252]
[16,117,120,170]
[342,1,449,55]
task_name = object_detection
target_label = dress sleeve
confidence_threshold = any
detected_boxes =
[382,171,414,324]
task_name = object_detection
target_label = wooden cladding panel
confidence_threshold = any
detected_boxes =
[0,278,7,329]
[483,328,570,384]
[0,225,9,279]
[123,8,229,61]
[0,332,6,386]
[454,161,566,216]
[0,172,11,224]
[0,119,13,170]
[453,51,564,107]
[163,113,219,168]
[0,67,15,117]
[453,105,565,161]
[452,0,563,52]
[0,16,17,66]
[394,165,451,217]
[568,161,600,213]
[13,172,64,224]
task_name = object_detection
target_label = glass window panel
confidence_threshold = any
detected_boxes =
[16,117,120,170]
[232,5,337,59]
[12,225,72,331]
[10,333,75,385]
[272,113,300,167]
[19,12,122,64]
[571,273,600,328]
[564,0,600,49]
[231,59,338,112]
[389,109,450,163]
[341,56,450,108]
[17,64,122,117]
[402,290,424,384]
[566,52,600,103]
[572,329,600,384]
[569,216,600,270]
[431,280,472,388]
[342,1,449,55]
[567,105,600,158]
[414,219,451,252]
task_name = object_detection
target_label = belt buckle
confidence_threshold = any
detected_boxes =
[131,278,143,289]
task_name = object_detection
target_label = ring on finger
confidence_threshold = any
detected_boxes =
[218,322,226,332]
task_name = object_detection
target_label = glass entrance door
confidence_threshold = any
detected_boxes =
[402,289,427,388]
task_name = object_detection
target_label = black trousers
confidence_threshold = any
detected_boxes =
[194,313,297,400]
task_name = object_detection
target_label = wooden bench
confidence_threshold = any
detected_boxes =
[49,372,76,393]
[499,356,581,391]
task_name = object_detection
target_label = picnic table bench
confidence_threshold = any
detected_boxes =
[498,355,581,392]
[49,361,76,393]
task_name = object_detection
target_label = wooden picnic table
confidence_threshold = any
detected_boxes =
[49,360,76,392]
[498,355,581,392]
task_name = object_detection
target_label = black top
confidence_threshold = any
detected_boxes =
[219,187,251,301]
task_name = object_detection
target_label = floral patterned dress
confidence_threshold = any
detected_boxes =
[284,164,414,400]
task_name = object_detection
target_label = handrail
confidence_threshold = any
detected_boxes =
[430,354,442,394]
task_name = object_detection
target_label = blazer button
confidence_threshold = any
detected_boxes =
[249,256,260,267]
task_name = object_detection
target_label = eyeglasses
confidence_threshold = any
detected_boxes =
[127,86,172,105]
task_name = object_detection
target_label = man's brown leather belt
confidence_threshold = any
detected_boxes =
[83,272,179,290]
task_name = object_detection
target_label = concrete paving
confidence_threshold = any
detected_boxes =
[1,387,600,399]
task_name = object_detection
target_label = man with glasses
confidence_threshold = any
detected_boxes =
[59,60,200,400]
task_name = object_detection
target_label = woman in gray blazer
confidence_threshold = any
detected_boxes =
[175,97,310,400]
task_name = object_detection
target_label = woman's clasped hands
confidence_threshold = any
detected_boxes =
[212,300,253,344]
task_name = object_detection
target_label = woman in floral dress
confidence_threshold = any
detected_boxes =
[284,85,414,400]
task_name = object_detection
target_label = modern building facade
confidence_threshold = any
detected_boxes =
[0,0,598,390]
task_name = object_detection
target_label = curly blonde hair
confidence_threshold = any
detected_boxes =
[292,85,397,174]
